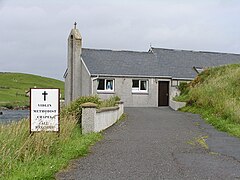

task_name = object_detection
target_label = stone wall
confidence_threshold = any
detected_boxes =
[169,99,186,111]
[81,101,124,134]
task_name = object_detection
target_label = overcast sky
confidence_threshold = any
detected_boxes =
[0,0,240,80]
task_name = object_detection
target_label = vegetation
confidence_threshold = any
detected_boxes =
[187,135,209,149]
[0,95,121,179]
[0,72,64,108]
[61,95,120,121]
[176,64,240,137]
[173,82,189,102]
[117,113,127,124]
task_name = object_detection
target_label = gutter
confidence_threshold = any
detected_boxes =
[91,74,194,81]
[91,74,172,79]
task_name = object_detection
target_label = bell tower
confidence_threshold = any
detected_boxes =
[65,22,82,104]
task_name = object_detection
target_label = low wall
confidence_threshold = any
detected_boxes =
[81,101,124,134]
[169,99,186,111]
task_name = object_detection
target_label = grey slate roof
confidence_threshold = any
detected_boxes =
[152,48,240,78]
[82,47,240,79]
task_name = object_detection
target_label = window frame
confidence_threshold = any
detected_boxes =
[97,78,115,93]
[132,79,148,93]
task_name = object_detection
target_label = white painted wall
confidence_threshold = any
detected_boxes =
[169,99,186,111]
[95,108,119,132]
[82,102,124,134]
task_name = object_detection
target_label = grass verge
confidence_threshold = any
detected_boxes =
[0,115,102,180]
[176,64,240,138]
[1,95,121,179]
[181,106,240,138]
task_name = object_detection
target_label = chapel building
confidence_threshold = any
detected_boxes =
[64,25,240,107]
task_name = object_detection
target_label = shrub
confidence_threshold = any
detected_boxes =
[177,82,189,95]
[173,82,190,102]
[61,95,101,121]
[189,69,211,88]
[99,95,121,108]
[61,95,121,123]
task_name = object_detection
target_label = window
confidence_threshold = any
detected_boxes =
[97,79,114,92]
[97,79,105,90]
[132,80,148,93]
[171,80,178,87]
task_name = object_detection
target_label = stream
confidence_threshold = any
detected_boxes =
[0,110,29,124]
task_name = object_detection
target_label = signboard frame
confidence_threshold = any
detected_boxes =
[30,88,60,133]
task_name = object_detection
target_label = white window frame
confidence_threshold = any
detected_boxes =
[132,79,148,93]
[97,79,115,93]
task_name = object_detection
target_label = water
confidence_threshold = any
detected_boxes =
[0,110,29,124]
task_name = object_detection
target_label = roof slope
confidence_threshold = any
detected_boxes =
[82,48,166,77]
[82,48,240,79]
[152,48,240,78]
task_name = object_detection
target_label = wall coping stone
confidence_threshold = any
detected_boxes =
[96,106,119,113]
[81,102,98,108]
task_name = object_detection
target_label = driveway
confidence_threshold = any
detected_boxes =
[56,107,240,180]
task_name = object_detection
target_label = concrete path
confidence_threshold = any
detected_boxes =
[56,107,240,180]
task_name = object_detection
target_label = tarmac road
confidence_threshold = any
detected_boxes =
[56,107,240,180]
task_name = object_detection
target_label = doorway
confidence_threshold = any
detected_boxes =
[158,81,169,106]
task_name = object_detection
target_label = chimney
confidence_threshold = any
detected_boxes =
[65,22,82,104]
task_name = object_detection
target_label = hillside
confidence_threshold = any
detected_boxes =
[176,64,240,137]
[0,72,64,108]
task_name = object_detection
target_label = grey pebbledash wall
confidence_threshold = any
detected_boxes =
[81,101,124,134]
[65,28,82,104]
[69,67,188,108]
[92,77,159,107]
[91,77,185,107]
[81,58,91,96]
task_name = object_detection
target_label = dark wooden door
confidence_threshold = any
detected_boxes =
[158,81,169,106]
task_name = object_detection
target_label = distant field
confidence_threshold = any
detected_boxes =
[0,72,64,108]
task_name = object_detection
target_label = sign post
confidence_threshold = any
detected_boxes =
[30,88,60,133]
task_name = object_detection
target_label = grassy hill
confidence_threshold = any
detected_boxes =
[0,72,64,108]
[176,64,240,137]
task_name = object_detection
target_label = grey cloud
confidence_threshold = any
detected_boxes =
[0,0,240,80]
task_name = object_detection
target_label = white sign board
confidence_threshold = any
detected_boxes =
[30,88,60,132]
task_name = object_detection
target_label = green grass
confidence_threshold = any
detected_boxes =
[116,113,127,124]
[177,64,240,137]
[187,135,209,149]
[181,106,240,138]
[0,95,122,179]
[0,115,102,180]
[0,72,64,108]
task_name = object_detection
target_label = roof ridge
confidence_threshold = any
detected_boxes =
[82,48,151,54]
[151,47,240,56]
